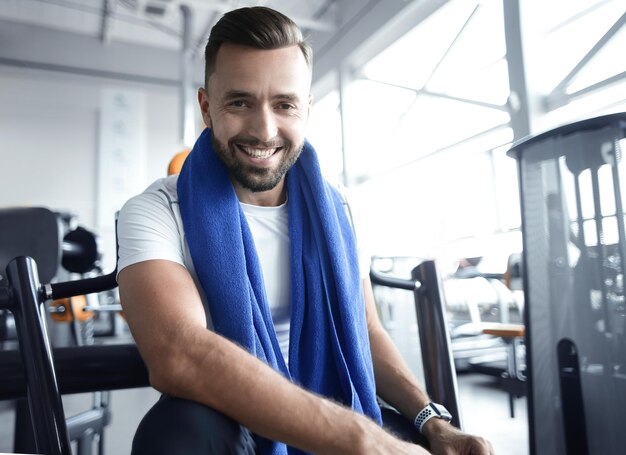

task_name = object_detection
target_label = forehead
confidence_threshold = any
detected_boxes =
[208,43,311,98]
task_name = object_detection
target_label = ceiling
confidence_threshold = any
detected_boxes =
[0,0,431,88]
[0,0,340,54]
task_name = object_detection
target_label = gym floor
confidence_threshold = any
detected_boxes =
[457,372,529,455]
[0,372,529,454]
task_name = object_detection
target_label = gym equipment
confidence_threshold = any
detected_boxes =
[167,149,190,175]
[62,226,99,275]
[370,260,463,430]
[0,206,148,455]
[508,112,626,455]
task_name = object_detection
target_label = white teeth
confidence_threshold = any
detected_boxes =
[240,146,276,159]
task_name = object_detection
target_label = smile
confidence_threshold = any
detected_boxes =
[236,144,283,160]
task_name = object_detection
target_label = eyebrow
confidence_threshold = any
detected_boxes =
[223,90,252,100]
[222,90,302,102]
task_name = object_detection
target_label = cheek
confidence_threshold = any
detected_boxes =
[207,111,233,139]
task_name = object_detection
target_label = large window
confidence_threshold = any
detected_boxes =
[307,0,626,267]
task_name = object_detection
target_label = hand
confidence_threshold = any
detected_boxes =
[326,417,430,455]
[362,427,431,455]
[424,420,494,455]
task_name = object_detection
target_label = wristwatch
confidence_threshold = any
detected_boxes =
[414,402,453,433]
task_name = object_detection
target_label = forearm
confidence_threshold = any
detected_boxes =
[369,324,430,420]
[151,324,385,454]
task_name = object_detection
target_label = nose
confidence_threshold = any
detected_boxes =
[250,105,278,143]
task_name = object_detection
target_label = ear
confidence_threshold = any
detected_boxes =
[198,87,212,128]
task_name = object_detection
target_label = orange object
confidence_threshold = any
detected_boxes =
[50,295,94,323]
[168,149,191,175]
[481,323,525,338]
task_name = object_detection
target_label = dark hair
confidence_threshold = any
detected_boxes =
[204,6,312,86]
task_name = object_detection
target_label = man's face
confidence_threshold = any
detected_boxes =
[199,43,312,200]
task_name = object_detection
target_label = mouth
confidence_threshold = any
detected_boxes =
[235,144,283,160]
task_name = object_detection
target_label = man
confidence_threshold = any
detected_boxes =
[117,6,494,454]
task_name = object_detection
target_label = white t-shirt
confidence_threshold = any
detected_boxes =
[117,174,369,361]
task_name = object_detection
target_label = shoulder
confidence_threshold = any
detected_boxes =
[120,175,179,218]
[117,175,183,245]
[117,175,186,274]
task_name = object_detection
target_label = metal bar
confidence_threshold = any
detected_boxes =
[49,271,117,300]
[590,167,611,332]
[67,408,109,441]
[411,260,462,429]
[0,57,181,88]
[0,344,149,400]
[420,89,508,111]
[369,268,419,291]
[76,428,95,455]
[552,11,626,95]
[422,4,481,89]
[7,256,71,455]
[100,0,114,44]
[358,75,507,111]
[29,0,181,36]
[503,0,531,140]
[369,261,460,426]
[546,0,613,34]
[546,70,626,111]
[609,139,626,320]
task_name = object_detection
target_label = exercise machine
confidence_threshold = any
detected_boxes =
[0,207,148,455]
[508,112,626,455]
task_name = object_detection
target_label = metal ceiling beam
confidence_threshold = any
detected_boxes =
[0,19,204,87]
[356,75,508,111]
[174,0,335,32]
[422,3,481,90]
[550,70,626,108]
[100,0,115,44]
[545,10,626,111]
[503,0,530,140]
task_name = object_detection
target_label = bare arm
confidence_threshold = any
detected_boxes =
[363,276,494,454]
[119,260,427,454]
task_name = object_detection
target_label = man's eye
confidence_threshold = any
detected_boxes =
[277,103,296,110]
[229,100,248,108]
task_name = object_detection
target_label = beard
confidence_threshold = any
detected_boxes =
[212,133,304,192]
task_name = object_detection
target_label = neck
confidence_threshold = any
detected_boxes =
[233,179,287,207]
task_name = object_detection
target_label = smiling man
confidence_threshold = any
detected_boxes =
[201,42,310,204]
[117,6,494,455]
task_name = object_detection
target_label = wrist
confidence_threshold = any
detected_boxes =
[413,402,453,436]
[421,415,453,440]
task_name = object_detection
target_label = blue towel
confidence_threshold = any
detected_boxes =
[177,128,381,454]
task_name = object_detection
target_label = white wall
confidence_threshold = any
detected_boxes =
[0,67,192,269]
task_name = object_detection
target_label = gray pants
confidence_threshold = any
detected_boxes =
[131,395,427,454]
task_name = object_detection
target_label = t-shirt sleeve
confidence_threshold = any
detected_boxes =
[116,188,185,278]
